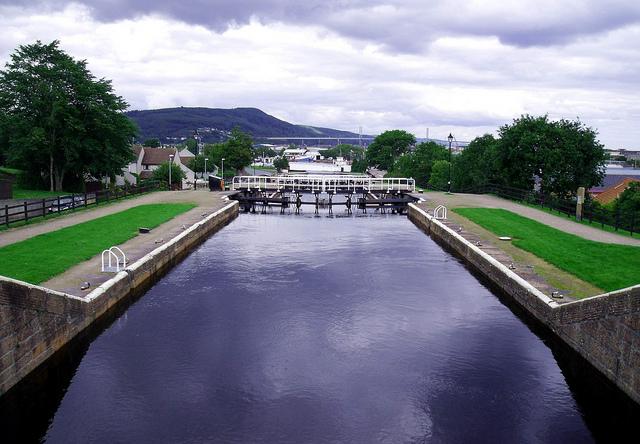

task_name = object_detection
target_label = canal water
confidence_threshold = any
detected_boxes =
[2,212,635,442]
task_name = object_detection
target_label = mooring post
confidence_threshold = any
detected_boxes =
[576,187,585,221]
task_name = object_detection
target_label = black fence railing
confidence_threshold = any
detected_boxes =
[462,183,638,237]
[1,181,161,228]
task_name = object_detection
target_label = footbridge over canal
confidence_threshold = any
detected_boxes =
[230,175,418,214]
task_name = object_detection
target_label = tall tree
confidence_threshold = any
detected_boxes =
[496,115,605,196]
[366,130,416,171]
[388,141,447,186]
[0,40,137,191]
[203,127,253,175]
[452,134,499,190]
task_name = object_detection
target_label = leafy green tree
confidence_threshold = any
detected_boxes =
[322,144,364,161]
[496,115,605,196]
[0,40,137,191]
[452,134,499,191]
[351,158,367,173]
[428,160,451,190]
[151,162,185,187]
[188,155,207,176]
[366,130,416,170]
[614,182,640,227]
[273,156,289,172]
[203,127,253,175]
[387,141,447,186]
[183,138,198,155]
[143,138,161,148]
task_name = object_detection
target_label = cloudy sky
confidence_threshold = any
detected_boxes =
[1,1,639,147]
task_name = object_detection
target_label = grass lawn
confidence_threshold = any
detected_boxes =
[0,203,195,284]
[454,208,640,292]
[11,186,68,199]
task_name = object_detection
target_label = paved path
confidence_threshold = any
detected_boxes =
[418,192,640,246]
[0,190,233,248]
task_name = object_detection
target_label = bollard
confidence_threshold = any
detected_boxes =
[576,187,585,221]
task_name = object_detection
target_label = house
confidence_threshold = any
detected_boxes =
[592,177,640,205]
[116,145,195,188]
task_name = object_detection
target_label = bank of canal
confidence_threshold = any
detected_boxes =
[1,212,636,442]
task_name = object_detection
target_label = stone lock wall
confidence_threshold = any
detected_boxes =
[408,203,640,405]
[0,201,239,395]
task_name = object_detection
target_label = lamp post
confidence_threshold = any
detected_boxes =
[221,157,225,186]
[169,153,175,190]
[447,133,453,193]
[204,157,208,178]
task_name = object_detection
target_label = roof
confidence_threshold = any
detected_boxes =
[593,177,640,205]
[132,145,143,157]
[590,174,640,193]
[179,148,195,158]
[141,147,176,165]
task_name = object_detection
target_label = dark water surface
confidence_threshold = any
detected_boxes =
[2,213,635,442]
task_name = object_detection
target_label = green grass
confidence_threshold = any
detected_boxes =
[0,203,195,284]
[11,187,68,199]
[484,193,637,239]
[454,208,640,292]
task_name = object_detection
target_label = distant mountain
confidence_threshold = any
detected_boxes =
[125,107,361,143]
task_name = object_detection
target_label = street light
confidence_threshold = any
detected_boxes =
[447,133,453,193]
[169,153,175,190]
[204,157,208,178]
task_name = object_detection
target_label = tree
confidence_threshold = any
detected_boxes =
[366,130,416,171]
[273,156,289,172]
[452,134,499,191]
[495,115,605,196]
[143,138,161,148]
[183,138,198,155]
[428,160,450,190]
[614,181,640,227]
[203,127,253,175]
[188,155,207,176]
[321,144,364,161]
[387,141,447,186]
[151,162,185,188]
[0,40,137,191]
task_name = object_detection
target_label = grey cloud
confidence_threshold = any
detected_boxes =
[3,0,640,51]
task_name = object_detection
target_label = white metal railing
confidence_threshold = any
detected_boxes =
[434,205,447,220]
[231,175,415,193]
[101,246,127,272]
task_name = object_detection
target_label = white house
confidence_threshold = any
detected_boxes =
[116,145,195,188]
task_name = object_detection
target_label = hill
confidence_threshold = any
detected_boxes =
[125,107,360,143]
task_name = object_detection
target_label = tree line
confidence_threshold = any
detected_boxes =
[364,115,607,198]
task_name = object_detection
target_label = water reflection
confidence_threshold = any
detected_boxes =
[1,212,637,443]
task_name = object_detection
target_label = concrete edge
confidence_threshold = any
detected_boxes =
[0,275,85,302]
[408,203,558,308]
[85,201,237,303]
[562,283,640,305]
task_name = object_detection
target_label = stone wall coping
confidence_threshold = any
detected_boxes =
[408,203,559,308]
[561,283,640,306]
[0,275,85,302]
[84,200,238,303]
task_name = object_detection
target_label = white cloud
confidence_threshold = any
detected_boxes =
[0,2,639,147]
